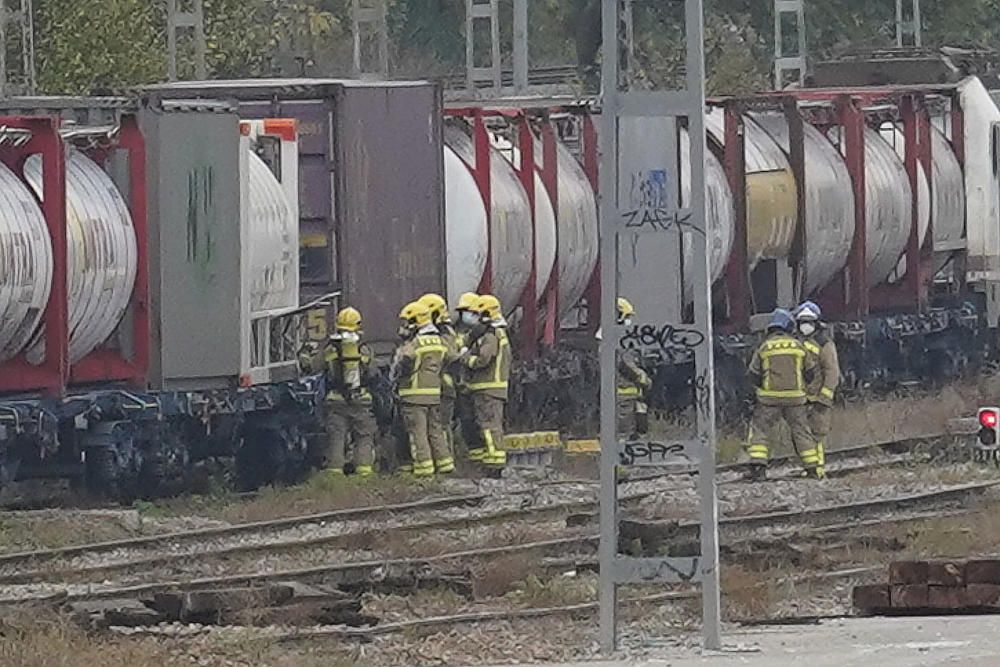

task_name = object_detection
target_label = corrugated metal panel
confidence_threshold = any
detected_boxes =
[445,123,532,313]
[140,109,244,390]
[706,109,797,266]
[751,112,855,294]
[335,84,445,345]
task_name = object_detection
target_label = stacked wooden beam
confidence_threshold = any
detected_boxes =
[854,560,1000,615]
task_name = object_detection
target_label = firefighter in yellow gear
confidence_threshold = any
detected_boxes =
[794,301,840,480]
[615,297,652,438]
[453,292,481,456]
[419,293,463,470]
[392,300,452,477]
[746,308,820,480]
[318,307,377,477]
[463,294,510,467]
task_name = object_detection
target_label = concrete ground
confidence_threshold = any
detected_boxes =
[482,616,1000,667]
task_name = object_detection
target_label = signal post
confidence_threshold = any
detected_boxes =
[597,0,722,652]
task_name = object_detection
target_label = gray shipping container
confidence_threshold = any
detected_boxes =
[144,78,447,348]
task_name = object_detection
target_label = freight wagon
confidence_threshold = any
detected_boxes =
[4,74,1000,498]
[0,97,322,497]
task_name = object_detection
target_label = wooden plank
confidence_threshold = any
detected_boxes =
[965,561,1000,585]
[965,584,1000,608]
[890,584,929,608]
[889,561,929,585]
[927,561,965,587]
[852,584,890,613]
[927,586,966,609]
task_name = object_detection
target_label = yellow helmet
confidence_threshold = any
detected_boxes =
[418,293,449,324]
[336,306,362,332]
[617,297,636,320]
[456,292,479,311]
[472,294,503,320]
[399,300,433,328]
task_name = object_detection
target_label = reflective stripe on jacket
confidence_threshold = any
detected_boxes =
[440,325,464,400]
[803,335,840,406]
[466,327,510,400]
[323,339,373,403]
[396,334,448,405]
[748,333,816,406]
[618,350,651,400]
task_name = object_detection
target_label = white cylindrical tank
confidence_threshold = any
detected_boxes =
[930,127,967,272]
[860,127,915,286]
[444,145,489,305]
[444,124,532,313]
[497,138,558,302]
[24,151,137,364]
[681,127,734,299]
[246,150,298,313]
[877,124,931,254]
[750,112,856,295]
[539,137,599,317]
[0,162,52,362]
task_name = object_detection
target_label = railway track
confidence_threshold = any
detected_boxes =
[0,440,936,587]
[0,476,992,606]
[102,506,988,643]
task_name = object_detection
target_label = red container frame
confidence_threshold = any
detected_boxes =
[0,113,149,396]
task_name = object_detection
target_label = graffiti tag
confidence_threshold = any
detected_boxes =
[618,440,693,467]
[620,323,705,353]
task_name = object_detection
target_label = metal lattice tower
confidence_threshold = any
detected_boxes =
[896,0,922,47]
[352,0,388,78]
[167,0,207,81]
[774,0,806,89]
[464,0,529,94]
[0,0,35,97]
[598,0,721,653]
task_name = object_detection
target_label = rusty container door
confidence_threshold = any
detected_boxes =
[333,83,445,348]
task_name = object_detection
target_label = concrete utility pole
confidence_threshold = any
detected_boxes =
[774,0,806,89]
[0,0,35,96]
[167,0,207,81]
[598,0,721,653]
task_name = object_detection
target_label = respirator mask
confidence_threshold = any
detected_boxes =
[798,321,817,337]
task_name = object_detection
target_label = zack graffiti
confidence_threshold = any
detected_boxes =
[620,170,703,234]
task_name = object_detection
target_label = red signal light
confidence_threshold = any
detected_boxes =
[981,410,999,429]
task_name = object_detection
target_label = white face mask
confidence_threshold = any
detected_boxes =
[622,317,633,328]
[799,321,817,337]
[460,311,480,327]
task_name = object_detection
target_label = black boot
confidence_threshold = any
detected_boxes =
[745,464,766,482]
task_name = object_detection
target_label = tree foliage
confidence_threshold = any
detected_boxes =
[36,0,165,94]
[29,0,1000,96]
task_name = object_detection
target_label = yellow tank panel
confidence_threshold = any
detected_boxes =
[745,169,798,263]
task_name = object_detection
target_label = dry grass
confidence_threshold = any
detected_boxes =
[720,564,776,620]
[0,608,184,667]
[470,554,544,599]
[145,474,440,524]
[501,573,598,608]
[0,515,139,554]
